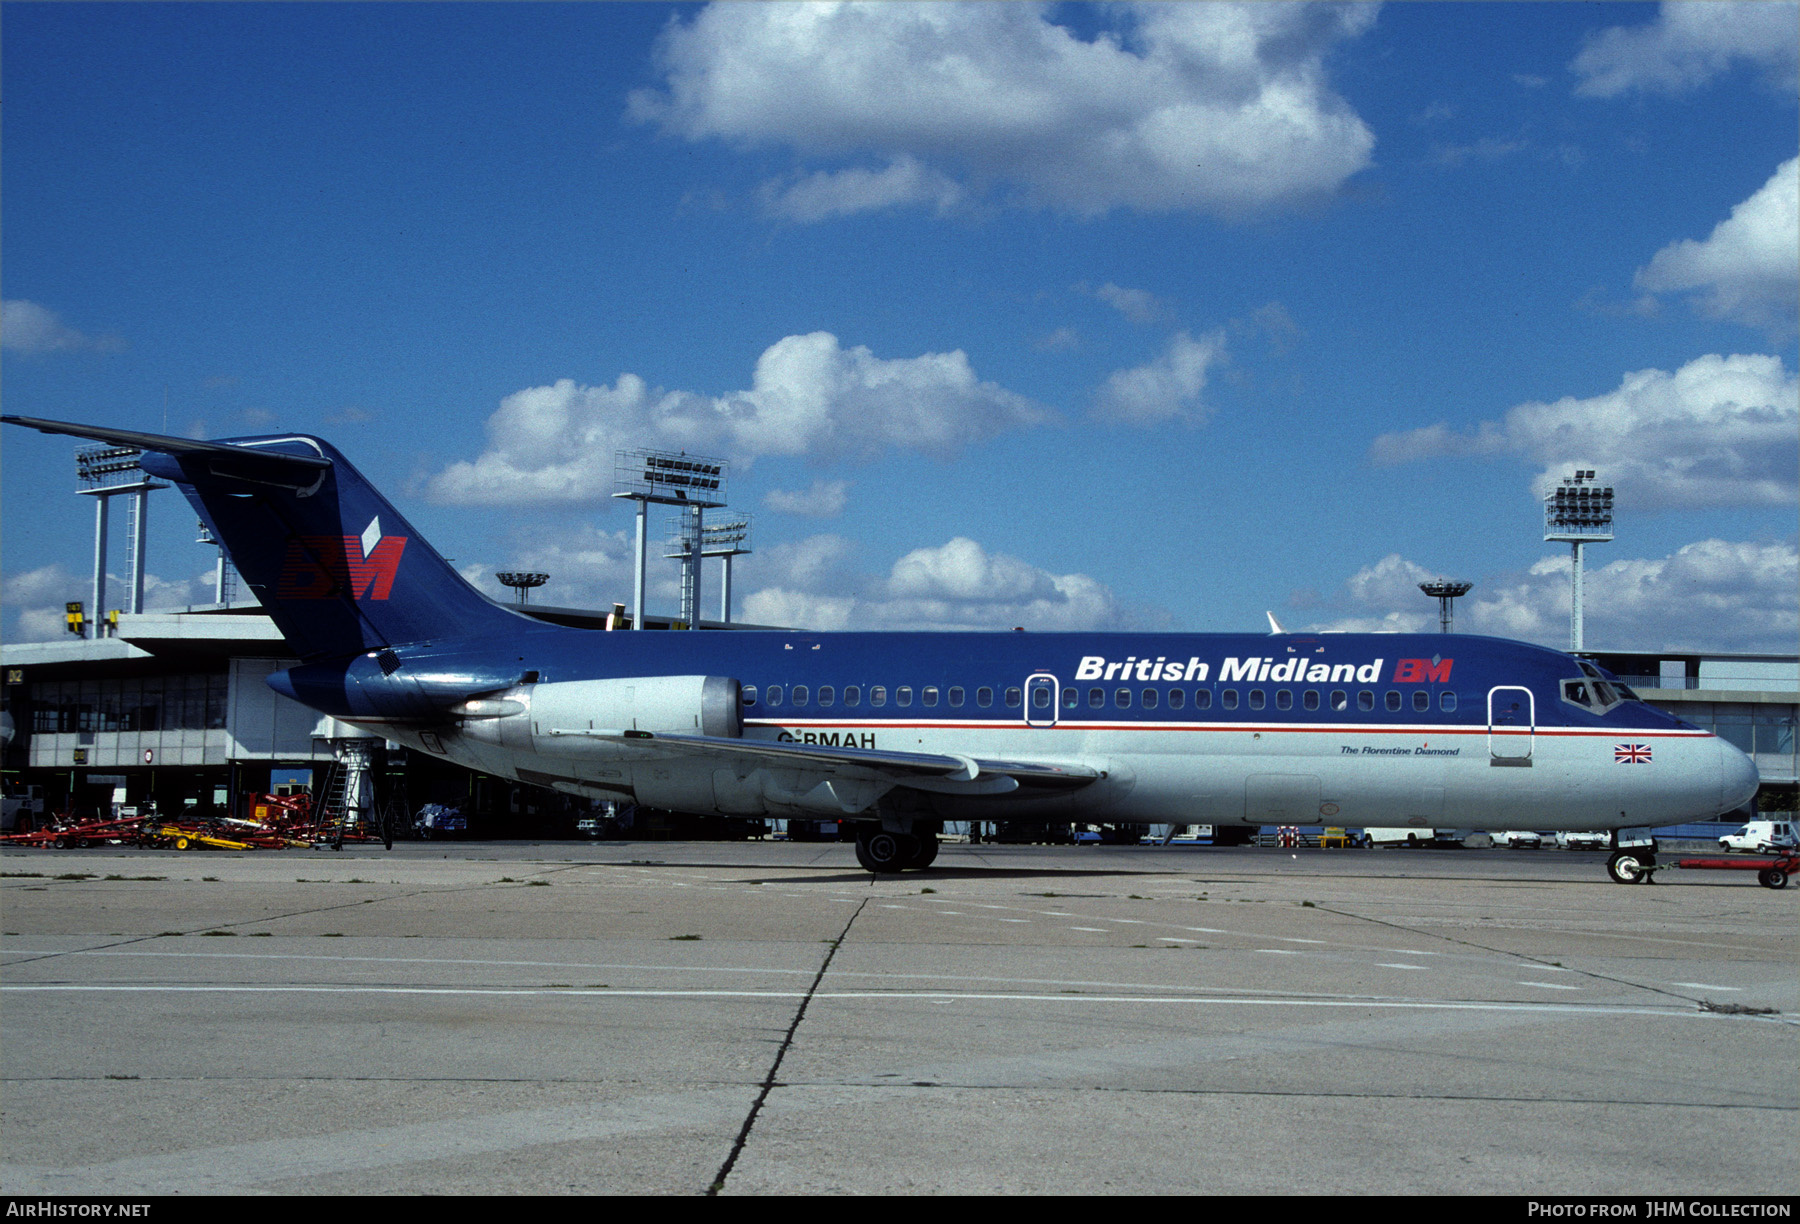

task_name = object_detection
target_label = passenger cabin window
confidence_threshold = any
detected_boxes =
[1006,687,1023,708]
[1221,690,1239,710]
[1248,689,1265,710]
[1089,688,1104,708]
[1168,689,1185,710]
[1303,690,1320,711]
[897,687,913,707]
[1440,691,1457,712]
[1358,691,1374,711]
[1276,690,1293,711]
[792,685,810,706]
[1141,688,1158,709]
[1331,690,1348,711]
[922,687,939,707]
[1385,690,1401,712]
[1193,689,1211,710]
[766,685,783,706]
[947,687,964,708]
[742,685,758,706]
[818,685,835,706]
[1063,688,1079,709]
[871,686,886,706]
[1033,687,1051,709]
[976,686,993,707]
[1413,690,1429,712]
[1115,688,1131,708]
[844,686,861,707]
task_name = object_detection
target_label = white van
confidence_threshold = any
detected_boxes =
[1361,828,1440,848]
[1718,819,1798,854]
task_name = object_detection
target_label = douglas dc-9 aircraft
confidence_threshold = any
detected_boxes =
[5,416,1759,879]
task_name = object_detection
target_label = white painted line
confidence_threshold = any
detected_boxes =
[1672,982,1742,991]
[6,983,1766,1023]
[1376,963,1427,971]
[1518,981,1581,991]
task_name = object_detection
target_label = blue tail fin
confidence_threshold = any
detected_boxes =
[3,417,526,662]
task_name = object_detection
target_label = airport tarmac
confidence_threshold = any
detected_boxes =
[2,840,1794,1196]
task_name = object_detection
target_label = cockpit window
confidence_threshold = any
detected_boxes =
[1563,675,1624,714]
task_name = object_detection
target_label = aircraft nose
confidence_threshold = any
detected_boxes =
[1716,735,1760,814]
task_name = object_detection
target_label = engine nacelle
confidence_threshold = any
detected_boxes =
[527,675,741,741]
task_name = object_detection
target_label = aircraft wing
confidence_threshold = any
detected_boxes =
[546,727,1100,795]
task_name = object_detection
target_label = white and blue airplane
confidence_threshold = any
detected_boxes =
[5,416,1759,878]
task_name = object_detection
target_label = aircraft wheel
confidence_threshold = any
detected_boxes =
[1606,850,1647,884]
[175,836,191,851]
[908,831,939,869]
[855,829,909,873]
[1758,868,1787,890]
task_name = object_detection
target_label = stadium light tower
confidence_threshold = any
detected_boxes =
[75,444,167,635]
[1418,580,1473,633]
[702,517,753,625]
[614,450,727,630]
[1543,469,1614,653]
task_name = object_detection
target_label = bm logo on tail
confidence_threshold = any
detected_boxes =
[276,516,408,601]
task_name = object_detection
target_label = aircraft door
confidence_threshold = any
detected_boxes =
[1487,686,1535,763]
[1025,673,1059,728]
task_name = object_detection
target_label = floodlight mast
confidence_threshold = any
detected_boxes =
[75,445,167,634]
[1542,469,1614,652]
[614,449,727,630]
[1418,580,1473,633]
[703,518,752,624]
[664,515,753,626]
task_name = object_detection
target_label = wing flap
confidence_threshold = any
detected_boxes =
[547,727,1099,790]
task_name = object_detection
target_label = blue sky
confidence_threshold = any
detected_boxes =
[4,2,1796,652]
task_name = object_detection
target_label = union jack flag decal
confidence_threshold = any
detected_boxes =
[1614,743,1652,764]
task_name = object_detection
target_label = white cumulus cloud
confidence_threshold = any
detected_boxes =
[1369,353,1798,509]
[1635,157,1799,335]
[630,1,1377,219]
[764,479,850,518]
[2,300,124,354]
[1572,1,1799,97]
[424,332,1043,505]
[1307,540,1799,653]
[741,535,1123,632]
[3,563,215,642]
[1093,330,1226,424]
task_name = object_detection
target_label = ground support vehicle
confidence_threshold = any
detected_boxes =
[1,814,151,849]
[1607,847,1796,889]
[1717,819,1798,854]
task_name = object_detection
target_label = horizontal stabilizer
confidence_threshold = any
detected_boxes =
[2,415,331,490]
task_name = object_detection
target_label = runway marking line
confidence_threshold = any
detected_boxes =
[6,982,1789,1024]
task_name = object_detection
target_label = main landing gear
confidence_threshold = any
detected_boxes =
[853,825,939,873]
